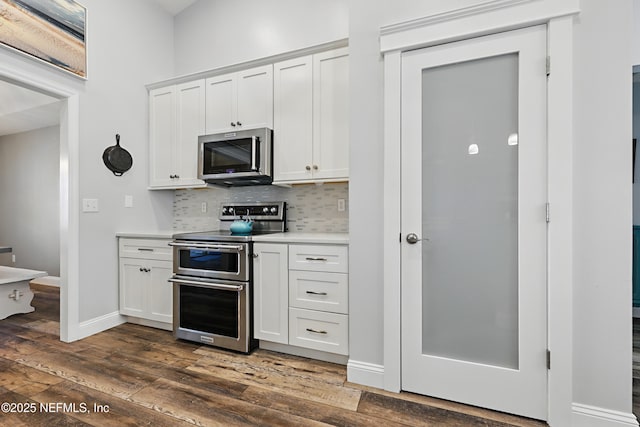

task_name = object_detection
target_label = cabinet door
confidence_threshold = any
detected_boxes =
[253,243,289,344]
[147,260,173,323]
[149,86,177,187]
[273,56,313,182]
[313,48,349,180]
[119,258,147,317]
[237,65,273,130]
[175,80,206,186]
[205,73,237,133]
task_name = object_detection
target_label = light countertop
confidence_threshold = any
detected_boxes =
[252,232,349,244]
[116,231,176,239]
[116,231,349,244]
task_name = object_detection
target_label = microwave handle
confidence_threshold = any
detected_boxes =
[251,136,258,171]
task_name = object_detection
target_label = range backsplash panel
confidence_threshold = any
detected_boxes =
[173,183,349,233]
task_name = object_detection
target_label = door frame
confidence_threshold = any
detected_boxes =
[380,2,579,425]
[0,51,82,343]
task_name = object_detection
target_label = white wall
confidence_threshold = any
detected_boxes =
[74,0,176,322]
[0,126,60,276]
[173,0,348,75]
[572,0,634,414]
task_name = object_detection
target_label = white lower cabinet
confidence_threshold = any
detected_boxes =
[253,243,289,344]
[253,242,349,357]
[118,237,173,328]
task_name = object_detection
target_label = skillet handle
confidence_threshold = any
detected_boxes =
[115,134,120,146]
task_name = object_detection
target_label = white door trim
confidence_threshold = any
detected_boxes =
[381,2,578,425]
[0,51,82,343]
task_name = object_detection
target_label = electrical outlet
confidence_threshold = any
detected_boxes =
[11,254,15,263]
[201,202,207,213]
[124,195,133,208]
[337,199,346,212]
[82,198,99,212]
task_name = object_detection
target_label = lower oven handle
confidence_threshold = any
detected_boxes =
[168,277,244,292]
[168,242,245,252]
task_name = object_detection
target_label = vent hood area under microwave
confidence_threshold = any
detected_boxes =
[198,127,273,187]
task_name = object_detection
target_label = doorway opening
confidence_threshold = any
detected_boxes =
[0,68,80,343]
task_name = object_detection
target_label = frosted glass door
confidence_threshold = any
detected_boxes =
[401,26,548,420]
[421,53,519,369]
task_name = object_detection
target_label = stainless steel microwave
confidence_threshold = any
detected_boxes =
[198,127,273,186]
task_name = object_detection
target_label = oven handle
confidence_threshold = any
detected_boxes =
[168,242,245,252]
[168,277,244,292]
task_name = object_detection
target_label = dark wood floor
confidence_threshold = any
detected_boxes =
[0,284,549,426]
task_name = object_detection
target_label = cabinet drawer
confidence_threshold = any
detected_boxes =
[289,308,348,355]
[289,271,348,314]
[119,238,172,261]
[289,245,348,273]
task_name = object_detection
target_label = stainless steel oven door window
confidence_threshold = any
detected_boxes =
[170,276,253,353]
[202,137,258,177]
[169,242,249,281]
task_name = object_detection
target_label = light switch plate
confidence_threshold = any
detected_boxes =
[82,198,99,212]
[125,195,133,208]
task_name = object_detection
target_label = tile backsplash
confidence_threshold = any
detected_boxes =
[173,183,349,233]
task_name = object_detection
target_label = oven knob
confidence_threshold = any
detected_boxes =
[270,207,277,214]
[263,207,269,213]
[228,207,234,214]
[222,207,227,214]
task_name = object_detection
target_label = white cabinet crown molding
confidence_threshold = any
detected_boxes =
[379,0,579,53]
[146,38,348,91]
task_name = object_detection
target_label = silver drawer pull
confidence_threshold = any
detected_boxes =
[305,257,328,262]
[306,328,328,335]
[306,291,327,296]
[137,248,154,252]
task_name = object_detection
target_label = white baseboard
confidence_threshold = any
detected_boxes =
[572,403,639,427]
[347,359,385,389]
[76,311,126,340]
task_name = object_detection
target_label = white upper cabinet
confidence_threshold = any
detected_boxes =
[149,80,206,189]
[273,56,314,182]
[273,47,349,184]
[205,64,273,134]
[312,49,349,180]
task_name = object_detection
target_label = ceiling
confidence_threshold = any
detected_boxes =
[0,80,60,137]
[151,0,197,16]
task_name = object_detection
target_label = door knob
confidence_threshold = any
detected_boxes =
[406,233,421,244]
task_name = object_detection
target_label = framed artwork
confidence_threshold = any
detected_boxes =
[0,0,86,78]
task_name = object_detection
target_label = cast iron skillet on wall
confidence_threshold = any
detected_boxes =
[103,134,132,176]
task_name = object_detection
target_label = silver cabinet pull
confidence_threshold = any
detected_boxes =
[306,291,327,296]
[306,328,327,335]
[305,257,327,261]
[137,248,154,252]
[230,122,236,127]
[305,165,311,171]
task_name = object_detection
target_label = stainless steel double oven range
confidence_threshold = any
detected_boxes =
[169,202,286,353]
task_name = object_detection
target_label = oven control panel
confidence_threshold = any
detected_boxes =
[220,202,285,221]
